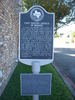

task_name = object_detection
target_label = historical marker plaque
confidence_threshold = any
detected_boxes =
[20,73,52,96]
[19,5,54,65]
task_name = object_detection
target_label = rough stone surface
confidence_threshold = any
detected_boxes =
[0,0,22,95]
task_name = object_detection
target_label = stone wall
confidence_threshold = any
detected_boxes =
[0,0,22,95]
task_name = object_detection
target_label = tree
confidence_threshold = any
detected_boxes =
[22,0,70,28]
[64,0,75,23]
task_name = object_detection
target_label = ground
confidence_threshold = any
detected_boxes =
[0,63,74,100]
[54,38,75,97]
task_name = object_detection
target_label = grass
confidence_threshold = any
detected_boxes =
[0,62,74,100]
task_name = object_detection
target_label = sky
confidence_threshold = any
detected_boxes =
[57,22,75,35]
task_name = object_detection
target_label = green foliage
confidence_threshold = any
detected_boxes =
[72,32,75,37]
[54,32,59,38]
[22,0,70,25]
[0,62,73,100]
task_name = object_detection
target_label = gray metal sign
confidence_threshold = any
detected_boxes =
[19,5,54,65]
[20,73,52,96]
